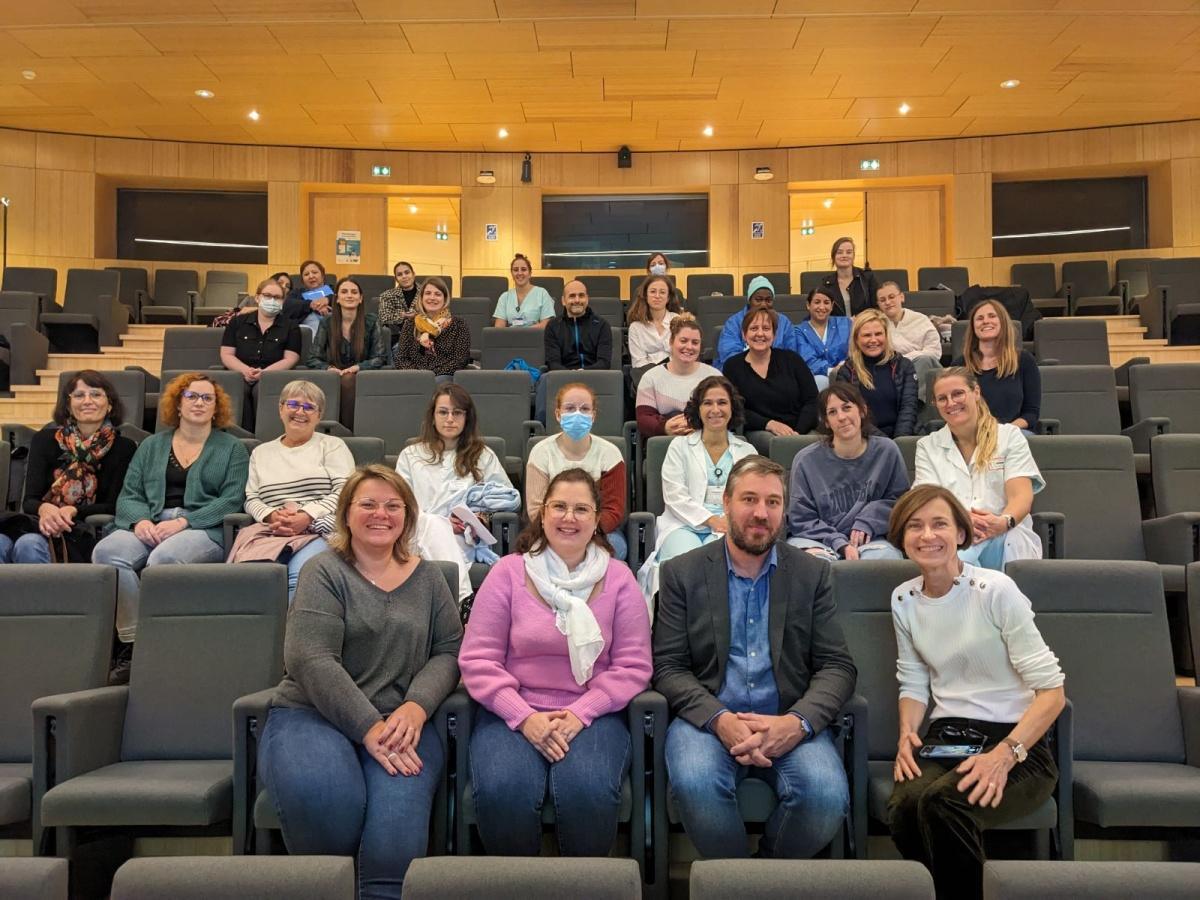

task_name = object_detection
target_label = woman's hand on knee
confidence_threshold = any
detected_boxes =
[363,720,400,776]
[894,732,923,781]
[956,747,1013,808]
[381,700,427,753]
[133,520,160,546]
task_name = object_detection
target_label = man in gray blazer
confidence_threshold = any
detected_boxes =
[653,455,856,859]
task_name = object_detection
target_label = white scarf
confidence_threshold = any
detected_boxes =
[523,544,609,685]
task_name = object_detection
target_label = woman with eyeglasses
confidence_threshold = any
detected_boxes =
[525,382,628,561]
[913,368,1044,571]
[259,465,462,899]
[884,483,1065,900]
[220,276,302,431]
[460,467,651,857]
[307,277,389,429]
[227,380,355,603]
[92,373,249,683]
[0,370,137,565]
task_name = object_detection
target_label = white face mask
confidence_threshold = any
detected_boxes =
[259,297,284,317]
[649,263,667,276]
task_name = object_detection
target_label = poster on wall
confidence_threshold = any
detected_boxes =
[336,230,361,264]
[750,221,765,240]
[485,223,499,241]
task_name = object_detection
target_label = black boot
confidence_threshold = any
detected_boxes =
[108,640,133,685]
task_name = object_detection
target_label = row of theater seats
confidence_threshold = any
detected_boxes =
[0,559,1196,899]
[2,855,1198,900]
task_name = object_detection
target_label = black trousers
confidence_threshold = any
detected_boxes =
[887,717,1057,900]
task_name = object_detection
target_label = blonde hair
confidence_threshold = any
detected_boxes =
[933,367,998,474]
[327,465,419,564]
[848,309,895,390]
[964,299,1019,379]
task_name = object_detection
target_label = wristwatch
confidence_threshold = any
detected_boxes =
[1002,737,1027,763]
[1004,514,1016,531]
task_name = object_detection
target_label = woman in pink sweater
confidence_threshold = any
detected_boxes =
[459,468,652,857]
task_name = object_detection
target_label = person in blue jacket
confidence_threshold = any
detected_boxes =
[714,275,795,369]
[794,286,851,390]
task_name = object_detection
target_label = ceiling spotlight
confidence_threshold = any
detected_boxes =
[702,125,714,137]
[498,127,509,139]
[753,166,773,182]
[823,198,834,209]
[21,70,36,81]
[476,170,496,185]
[408,204,419,214]
[194,89,214,99]
[247,109,260,121]
[1001,79,1020,89]
[898,102,911,115]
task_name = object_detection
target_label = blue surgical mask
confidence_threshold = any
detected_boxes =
[259,298,283,317]
[649,263,667,276]
[559,411,593,441]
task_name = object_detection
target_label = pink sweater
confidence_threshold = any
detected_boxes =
[459,554,653,729]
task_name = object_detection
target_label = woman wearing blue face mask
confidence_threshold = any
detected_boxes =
[525,383,628,561]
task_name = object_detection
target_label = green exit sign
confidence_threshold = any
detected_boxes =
[371,165,391,177]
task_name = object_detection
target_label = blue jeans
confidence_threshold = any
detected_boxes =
[0,533,10,562]
[91,508,224,642]
[470,708,630,857]
[258,706,444,900]
[666,716,848,859]
[959,535,1006,571]
[284,537,328,603]
[658,526,722,563]
[787,536,903,562]
[0,532,52,563]
[606,528,628,561]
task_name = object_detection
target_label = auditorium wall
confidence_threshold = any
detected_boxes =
[1,119,1199,302]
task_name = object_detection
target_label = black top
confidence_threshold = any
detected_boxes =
[164,449,190,508]
[835,353,919,437]
[952,349,1041,429]
[21,426,138,518]
[544,307,612,370]
[723,348,819,434]
[819,268,880,317]
[221,314,302,368]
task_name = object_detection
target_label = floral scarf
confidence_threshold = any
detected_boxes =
[414,310,451,338]
[44,421,117,508]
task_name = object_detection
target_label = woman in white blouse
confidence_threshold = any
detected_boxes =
[914,368,1044,570]
[885,483,1065,900]
[626,274,682,371]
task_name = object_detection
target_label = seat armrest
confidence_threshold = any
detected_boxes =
[1057,283,1072,300]
[1051,699,1074,859]
[224,512,255,552]
[628,690,668,888]
[489,511,521,556]
[1142,513,1200,566]
[843,694,869,860]
[85,513,114,531]
[124,365,159,392]
[233,687,277,855]
[117,423,149,444]
[1039,358,1060,367]
[1180,687,1200,769]
[1037,418,1061,436]
[1115,279,1130,310]
[627,511,655,577]
[1121,417,1170,454]
[432,687,472,855]
[317,420,352,437]
[1115,357,1150,385]
[1031,512,1065,559]
[223,424,254,438]
[33,686,129,786]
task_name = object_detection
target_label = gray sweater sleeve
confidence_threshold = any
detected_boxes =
[403,571,464,717]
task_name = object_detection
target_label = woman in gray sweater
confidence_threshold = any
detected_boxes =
[258,465,462,900]
[786,382,909,561]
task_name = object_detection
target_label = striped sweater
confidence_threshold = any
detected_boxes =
[244,433,356,534]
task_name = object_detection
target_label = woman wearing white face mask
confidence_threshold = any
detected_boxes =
[220,277,303,431]
[641,251,684,309]
[525,383,628,561]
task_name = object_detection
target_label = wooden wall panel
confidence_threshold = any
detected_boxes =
[951,172,992,261]
[268,181,302,269]
[308,193,388,274]
[737,182,789,270]
[460,185,513,274]
[0,165,36,256]
[34,169,94,258]
[865,188,943,286]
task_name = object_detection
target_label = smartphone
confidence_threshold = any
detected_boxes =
[919,744,983,759]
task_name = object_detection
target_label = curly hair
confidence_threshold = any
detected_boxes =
[54,370,126,427]
[684,374,744,432]
[159,372,233,428]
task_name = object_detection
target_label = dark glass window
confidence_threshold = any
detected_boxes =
[542,194,709,269]
[992,177,1147,257]
[117,189,268,264]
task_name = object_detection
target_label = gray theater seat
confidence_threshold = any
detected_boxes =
[1151,434,1200,519]
[691,859,934,900]
[983,860,1200,900]
[404,857,641,900]
[1129,362,1200,434]
[110,856,353,900]
[453,369,542,480]
[481,326,544,370]
[0,858,68,900]
[350,369,435,454]
[39,269,127,353]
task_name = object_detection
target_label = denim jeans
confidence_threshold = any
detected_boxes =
[259,706,444,900]
[606,528,628,562]
[470,708,630,857]
[666,716,849,859]
[658,526,722,563]
[0,533,10,563]
[0,532,51,563]
[283,537,328,604]
[959,535,1006,571]
[91,509,224,642]
[786,536,903,562]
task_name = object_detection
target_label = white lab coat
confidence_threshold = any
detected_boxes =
[913,423,1045,562]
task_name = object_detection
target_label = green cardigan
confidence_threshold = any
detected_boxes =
[114,428,250,549]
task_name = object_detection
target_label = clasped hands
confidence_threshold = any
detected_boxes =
[970,508,1008,542]
[714,711,806,767]
[266,507,313,537]
[133,517,189,546]
[519,709,585,762]
[363,701,427,777]
[38,502,77,537]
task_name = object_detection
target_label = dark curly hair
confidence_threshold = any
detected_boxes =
[683,375,744,432]
[54,370,125,427]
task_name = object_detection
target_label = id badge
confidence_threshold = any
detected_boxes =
[704,485,724,508]
[510,314,527,327]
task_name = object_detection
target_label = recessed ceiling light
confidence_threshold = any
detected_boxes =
[1001,79,1020,89]
[21,69,36,81]
[702,125,714,137]
[497,127,509,139]
[898,102,911,115]
[247,109,260,121]
[823,198,834,209]
[194,89,214,99]
[409,204,419,214]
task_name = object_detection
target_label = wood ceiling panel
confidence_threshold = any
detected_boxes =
[552,119,660,143]
[946,71,1077,94]
[694,49,820,76]
[194,103,318,126]
[144,79,379,105]
[955,91,1086,117]
[927,14,1074,43]
[813,47,946,73]
[497,0,635,15]
[135,124,256,142]
[1068,71,1200,100]
[413,103,527,124]
[774,1,919,10]
[325,53,453,79]
[933,42,1074,71]
[603,76,719,100]
[347,123,455,143]
[371,79,491,105]
[1056,15,1200,46]
[403,22,538,52]
[267,24,410,54]
[524,101,633,121]
[580,137,680,151]
[136,25,285,54]
[847,96,968,118]
[915,0,1056,9]
[93,104,214,127]
[859,117,972,137]
[717,74,837,100]
[0,86,51,108]
[572,49,694,75]
[6,26,160,57]
[450,123,559,143]
[75,1,223,22]
[352,1,497,20]
[1053,0,1198,8]
[656,119,761,139]
[738,98,853,119]
[758,118,868,140]
[488,77,605,102]
[199,54,335,78]
[0,59,99,84]
[831,71,959,97]
[0,1,87,26]
[303,103,419,125]
[667,18,802,49]
[448,51,573,79]
[248,124,357,145]
[216,1,361,20]
[798,15,938,47]
[536,19,667,48]
[637,0,777,14]
[79,56,217,83]
[631,99,741,120]
[27,82,158,106]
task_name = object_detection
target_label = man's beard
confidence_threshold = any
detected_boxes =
[728,515,781,556]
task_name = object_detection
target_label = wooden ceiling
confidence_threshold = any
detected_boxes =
[0,2,1198,152]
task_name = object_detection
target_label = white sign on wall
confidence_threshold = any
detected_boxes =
[750,221,765,240]
[485,223,499,241]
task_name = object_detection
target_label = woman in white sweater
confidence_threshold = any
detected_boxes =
[228,380,354,601]
[875,281,942,401]
[885,483,1065,900]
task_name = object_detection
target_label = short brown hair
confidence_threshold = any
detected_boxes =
[741,306,778,337]
[417,277,450,311]
[684,375,744,431]
[724,455,786,502]
[158,372,233,429]
[54,370,126,427]
[514,467,614,556]
[327,464,420,564]
[816,382,871,442]
[886,484,973,553]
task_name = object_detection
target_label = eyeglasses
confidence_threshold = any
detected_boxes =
[282,399,318,412]
[934,389,969,406]
[258,292,284,301]
[559,404,594,415]
[434,408,466,419]
[69,389,107,402]
[353,499,406,515]
[181,390,216,404]
[545,500,597,519]
[938,725,987,743]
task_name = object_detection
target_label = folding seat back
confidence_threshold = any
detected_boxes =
[0,320,48,387]
[57,369,146,432]
[643,436,673,517]
[110,856,355,900]
[460,275,507,300]
[1,267,57,307]
[687,274,734,300]
[255,370,342,441]
[65,269,121,308]
[1006,560,1183,762]
[1129,363,1200,434]
[453,369,538,477]
[404,857,641,900]
[342,435,386,467]
[1061,260,1112,299]
[588,296,625,329]
[766,434,822,472]
[1034,318,1109,365]
[691,860,934,900]
[0,291,41,328]
[1115,257,1157,307]
[481,326,544,370]
[745,272,791,296]
[160,327,223,371]
[41,270,127,351]
[872,269,909,291]
[983,860,1200,900]
[450,296,493,350]
[1150,434,1200,517]
[1009,263,1057,298]
[541,369,626,437]
[146,269,200,324]
[532,275,564,300]
[799,271,831,294]
[104,266,149,319]
[772,294,806,320]
[121,565,286,761]
[1038,365,1121,435]
[904,290,955,319]
[894,436,920,482]
[1144,258,1200,341]
[578,275,620,298]
[351,370,436,454]
[349,274,393,304]
[917,266,969,295]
